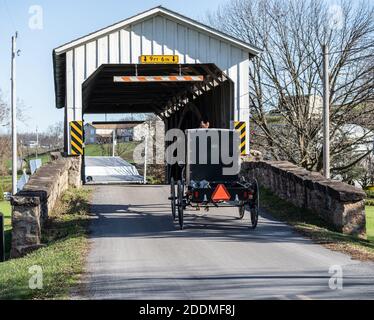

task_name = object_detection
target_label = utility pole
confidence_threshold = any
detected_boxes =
[322,44,330,179]
[11,33,18,195]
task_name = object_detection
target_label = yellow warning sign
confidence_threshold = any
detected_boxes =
[139,55,179,64]
[70,121,84,156]
[234,121,246,156]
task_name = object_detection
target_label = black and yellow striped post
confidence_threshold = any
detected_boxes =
[234,121,246,155]
[69,121,84,155]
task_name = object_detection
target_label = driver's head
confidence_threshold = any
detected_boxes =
[200,116,210,128]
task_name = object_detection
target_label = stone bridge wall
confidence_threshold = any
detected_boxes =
[241,161,366,238]
[10,156,82,258]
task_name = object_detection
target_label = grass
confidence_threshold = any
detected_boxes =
[84,144,107,157]
[0,152,52,194]
[366,206,374,242]
[260,187,374,261]
[0,200,12,260]
[0,187,92,300]
[1,175,36,194]
[84,142,139,164]
[0,200,11,226]
[25,153,51,165]
[5,150,52,170]
[0,176,13,194]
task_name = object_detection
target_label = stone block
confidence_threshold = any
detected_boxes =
[241,160,366,237]
[10,196,42,258]
[10,155,82,258]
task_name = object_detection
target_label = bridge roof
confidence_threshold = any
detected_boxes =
[53,6,262,111]
[53,6,261,55]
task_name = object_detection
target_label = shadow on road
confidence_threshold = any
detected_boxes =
[88,201,310,245]
[79,265,374,300]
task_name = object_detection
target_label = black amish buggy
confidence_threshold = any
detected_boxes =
[169,128,259,230]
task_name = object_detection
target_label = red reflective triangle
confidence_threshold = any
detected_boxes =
[211,184,231,202]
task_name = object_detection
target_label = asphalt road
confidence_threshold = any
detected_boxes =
[78,185,374,300]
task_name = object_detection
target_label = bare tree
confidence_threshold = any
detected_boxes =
[45,121,64,149]
[0,135,11,175]
[207,0,374,173]
[0,90,9,128]
[0,90,33,174]
[0,91,11,175]
[0,89,29,127]
[340,153,374,187]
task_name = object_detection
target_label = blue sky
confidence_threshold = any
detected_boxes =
[0,0,228,133]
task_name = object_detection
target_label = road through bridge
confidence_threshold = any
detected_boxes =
[75,184,374,300]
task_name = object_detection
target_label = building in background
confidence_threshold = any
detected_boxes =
[84,122,141,144]
[271,94,323,118]
[84,123,97,144]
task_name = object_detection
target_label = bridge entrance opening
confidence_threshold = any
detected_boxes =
[83,121,144,184]
[81,63,234,184]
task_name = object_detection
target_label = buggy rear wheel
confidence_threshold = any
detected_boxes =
[250,207,259,229]
[170,177,176,221]
[177,180,184,230]
[238,203,245,219]
[250,179,260,229]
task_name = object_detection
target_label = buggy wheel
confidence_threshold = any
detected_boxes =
[250,207,259,229]
[177,180,184,230]
[250,179,260,229]
[170,177,176,221]
[238,203,245,219]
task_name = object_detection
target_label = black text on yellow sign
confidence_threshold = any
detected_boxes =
[234,121,246,156]
[70,121,84,155]
[139,55,179,64]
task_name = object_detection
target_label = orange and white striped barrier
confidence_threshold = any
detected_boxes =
[113,75,204,82]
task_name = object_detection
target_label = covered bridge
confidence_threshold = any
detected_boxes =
[53,6,261,153]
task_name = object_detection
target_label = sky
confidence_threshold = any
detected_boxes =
[0,0,228,134]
